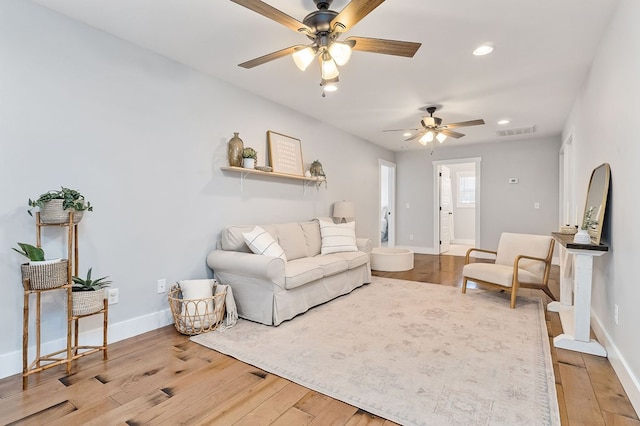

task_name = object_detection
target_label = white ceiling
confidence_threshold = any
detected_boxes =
[33,0,618,151]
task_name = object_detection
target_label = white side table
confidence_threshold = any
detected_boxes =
[548,233,609,357]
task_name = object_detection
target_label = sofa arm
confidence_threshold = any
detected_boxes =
[206,250,286,286]
[356,237,373,254]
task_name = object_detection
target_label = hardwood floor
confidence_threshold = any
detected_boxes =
[1,254,637,425]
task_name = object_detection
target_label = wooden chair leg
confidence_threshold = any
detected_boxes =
[510,283,518,309]
[540,285,556,301]
[462,278,468,294]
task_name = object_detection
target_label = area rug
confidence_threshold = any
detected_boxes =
[191,277,560,426]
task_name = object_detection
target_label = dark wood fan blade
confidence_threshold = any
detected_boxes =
[346,36,421,58]
[383,128,420,132]
[238,45,303,68]
[440,129,465,139]
[443,119,485,129]
[405,131,426,142]
[231,0,311,33]
[331,0,385,32]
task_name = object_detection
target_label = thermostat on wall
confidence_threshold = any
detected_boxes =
[509,178,519,184]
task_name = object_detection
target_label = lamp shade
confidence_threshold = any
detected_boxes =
[333,201,356,221]
[328,41,352,66]
[292,47,316,71]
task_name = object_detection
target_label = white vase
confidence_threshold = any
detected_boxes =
[242,158,255,169]
[573,228,591,244]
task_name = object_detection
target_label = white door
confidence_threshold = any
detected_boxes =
[439,165,452,253]
[379,160,396,247]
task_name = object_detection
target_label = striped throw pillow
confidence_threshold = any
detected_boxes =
[318,220,358,255]
[242,226,287,261]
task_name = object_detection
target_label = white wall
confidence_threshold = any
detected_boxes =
[563,0,640,409]
[0,0,394,377]
[395,137,561,252]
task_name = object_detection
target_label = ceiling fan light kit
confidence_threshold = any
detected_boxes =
[231,0,421,96]
[386,106,485,148]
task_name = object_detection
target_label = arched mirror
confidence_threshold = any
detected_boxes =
[582,163,611,245]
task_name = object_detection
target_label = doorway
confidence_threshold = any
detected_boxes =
[433,158,481,254]
[379,160,396,247]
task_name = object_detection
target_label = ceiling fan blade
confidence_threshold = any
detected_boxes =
[231,0,311,33]
[238,45,304,68]
[440,129,466,139]
[331,0,385,32]
[383,128,420,132]
[346,36,421,58]
[405,131,426,142]
[443,119,486,129]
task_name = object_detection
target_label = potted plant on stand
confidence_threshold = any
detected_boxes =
[13,242,68,290]
[28,187,93,224]
[71,268,111,316]
[242,147,257,169]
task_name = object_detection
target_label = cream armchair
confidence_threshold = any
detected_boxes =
[461,232,555,308]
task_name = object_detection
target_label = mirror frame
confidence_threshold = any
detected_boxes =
[582,163,611,245]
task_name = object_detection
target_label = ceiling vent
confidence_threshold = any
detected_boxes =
[495,125,536,137]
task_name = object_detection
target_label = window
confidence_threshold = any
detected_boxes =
[457,172,475,208]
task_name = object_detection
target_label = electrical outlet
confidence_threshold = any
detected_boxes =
[108,288,119,305]
[614,304,619,325]
[409,234,414,241]
[157,278,166,294]
[534,202,540,209]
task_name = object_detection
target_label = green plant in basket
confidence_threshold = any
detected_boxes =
[12,243,45,262]
[72,268,112,292]
[28,187,93,216]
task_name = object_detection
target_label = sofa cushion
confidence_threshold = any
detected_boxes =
[243,226,287,261]
[305,255,349,278]
[318,220,358,255]
[301,221,322,257]
[273,223,307,261]
[284,259,323,290]
[330,251,369,269]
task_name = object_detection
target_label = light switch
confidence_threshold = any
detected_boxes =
[534,202,540,209]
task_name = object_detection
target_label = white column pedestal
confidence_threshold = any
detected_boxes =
[548,238,608,357]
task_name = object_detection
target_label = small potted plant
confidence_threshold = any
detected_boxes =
[242,147,257,169]
[574,206,598,244]
[28,187,93,224]
[13,242,67,289]
[72,268,111,316]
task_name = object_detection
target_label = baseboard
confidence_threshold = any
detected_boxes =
[451,239,475,245]
[591,311,640,414]
[396,245,438,255]
[0,308,174,380]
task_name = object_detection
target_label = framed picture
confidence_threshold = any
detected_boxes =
[267,131,304,176]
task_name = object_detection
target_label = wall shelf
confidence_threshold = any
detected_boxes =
[221,166,326,192]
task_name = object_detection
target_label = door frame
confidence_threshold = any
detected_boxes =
[379,159,396,247]
[432,157,482,252]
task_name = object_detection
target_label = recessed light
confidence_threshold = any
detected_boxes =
[403,132,412,137]
[473,43,494,56]
[497,119,510,125]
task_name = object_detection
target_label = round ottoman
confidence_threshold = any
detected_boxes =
[370,247,414,272]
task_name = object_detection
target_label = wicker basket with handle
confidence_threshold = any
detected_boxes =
[168,284,226,335]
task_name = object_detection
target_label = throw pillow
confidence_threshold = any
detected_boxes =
[318,220,358,255]
[242,226,287,261]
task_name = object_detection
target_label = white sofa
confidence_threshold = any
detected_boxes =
[206,219,372,325]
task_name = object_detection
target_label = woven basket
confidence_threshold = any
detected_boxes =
[72,289,105,316]
[40,199,84,224]
[21,260,69,290]
[168,284,226,335]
